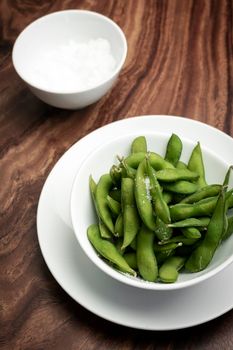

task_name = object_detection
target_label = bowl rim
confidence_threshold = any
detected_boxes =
[70,132,233,291]
[12,9,128,94]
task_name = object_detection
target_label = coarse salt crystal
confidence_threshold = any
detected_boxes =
[144,176,152,201]
[27,38,116,91]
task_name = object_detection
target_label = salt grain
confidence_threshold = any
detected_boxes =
[27,38,116,91]
[144,176,152,201]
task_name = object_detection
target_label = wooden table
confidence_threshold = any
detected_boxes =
[1,0,233,349]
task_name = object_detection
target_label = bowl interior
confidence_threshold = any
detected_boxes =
[71,132,233,290]
[13,10,126,91]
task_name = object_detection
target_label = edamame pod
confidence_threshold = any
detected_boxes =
[181,227,202,239]
[159,235,200,246]
[131,136,147,153]
[154,217,172,241]
[137,225,158,282]
[227,188,233,208]
[168,217,210,228]
[170,196,218,221]
[188,142,207,188]
[109,188,121,202]
[146,159,171,224]
[135,159,156,231]
[180,184,222,204]
[87,224,136,276]
[159,256,186,283]
[115,238,126,255]
[89,175,112,239]
[156,168,199,182]
[176,161,187,170]
[223,216,233,240]
[162,180,198,194]
[118,157,136,179]
[154,242,182,264]
[96,174,115,233]
[185,187,228,272]
[114,212,123,237]
[121,177,140,249]
[109,165,122,186]
[165,133,182,166]
[162,191,173,204]
[170,190,233,221]
[107,195,121,217]
[124,252,138,269]
[130,237,137,250]
[99,222,112,239]
[125,152,174,170]
[222,166,233,236]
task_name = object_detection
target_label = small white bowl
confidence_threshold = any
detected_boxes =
[12,10,127,109]
[70,132,233,291]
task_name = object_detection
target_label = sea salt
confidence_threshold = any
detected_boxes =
[144,176,152,201]
[28,38,116,91]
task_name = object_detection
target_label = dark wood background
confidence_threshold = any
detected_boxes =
[1,0,233,349]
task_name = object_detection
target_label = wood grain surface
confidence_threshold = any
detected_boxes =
[1,0,233,349]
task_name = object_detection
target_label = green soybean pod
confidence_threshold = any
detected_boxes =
[169,196,218,221]
[154,216,172,241]
[154,242,182,253]
[131,136,147,154]
[223,216,233,240]
[222,166,233,235]
[89,175,112,239]
[95,174,115,233]
[114,212,123,237]
[180,184,222,204]
[109,188,121,202]
[176,161,188,170]
[162,191,173,204]
[121,177,140,249]
[154,242,182,264]
[146,158,171,224]
[87,224,136,276]
[161,180,198,195]
[115,237,125,255]
[125,152,174,170]
[156,168,199,182]
[99,222,112,239]
[170,190,233,222]
[168,217,210,228]
[188,142,207,188]
[107,195,121,217]
[118,157,136,180]
[158,235,200,246]
[89,174,97,195]
[130,237,137,250]
[181,227,202,239]
[109,165,122,186]
[124,252,138,270]
[165,133,183,167]
[159,256,186,283]
[135,159,156,231]
[227,188,233,208]
[185,187,227,272]
[137,225,158,282]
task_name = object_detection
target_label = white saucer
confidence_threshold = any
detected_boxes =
[37,115,233,330]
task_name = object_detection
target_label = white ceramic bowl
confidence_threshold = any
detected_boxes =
[12,10,127,109]
[70,132,233,290]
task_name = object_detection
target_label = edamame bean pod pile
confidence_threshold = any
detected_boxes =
[87,135,233,283]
